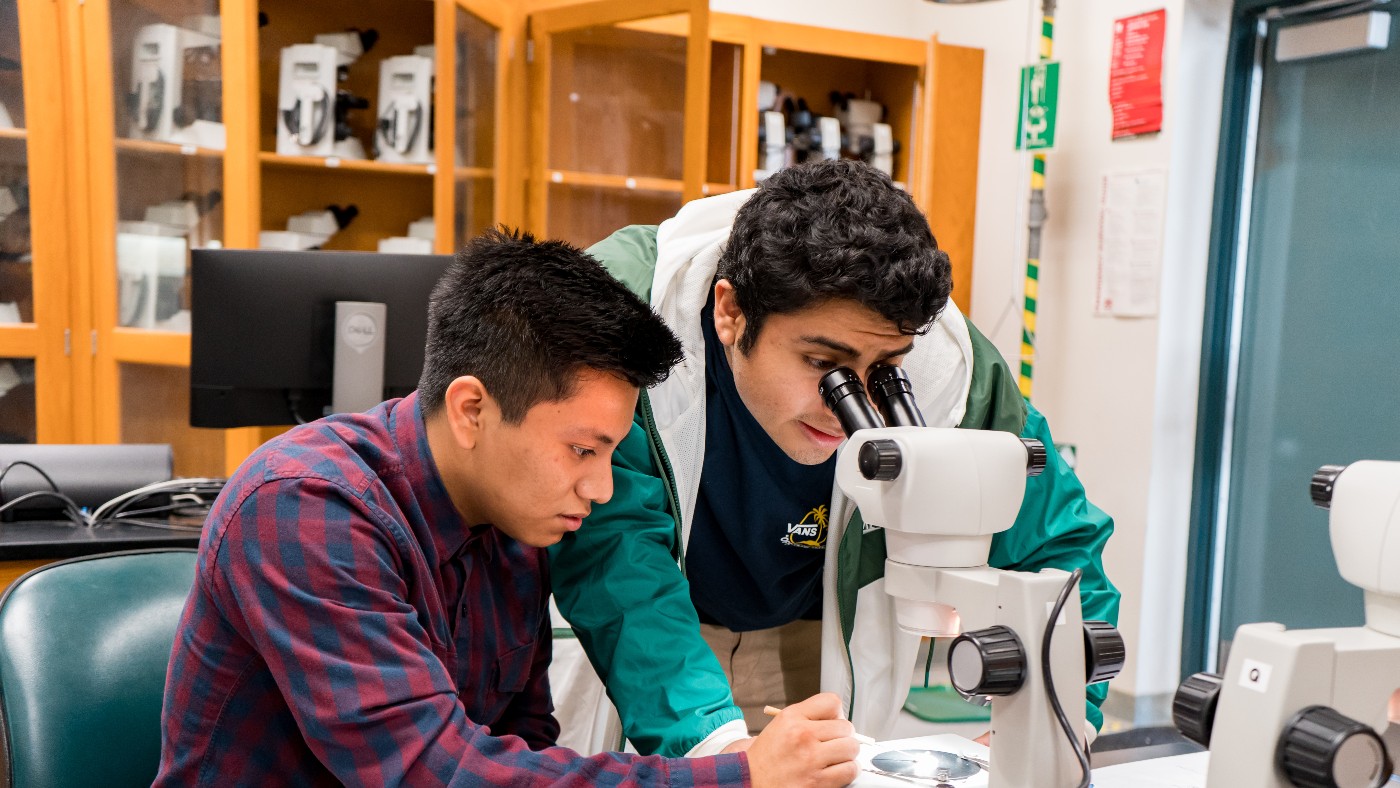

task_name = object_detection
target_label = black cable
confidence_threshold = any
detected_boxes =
[0,490,88,525]
[924,637,936,688]
[286,390,309,426]
[1042,566,1091,788]
[0,460,62,495]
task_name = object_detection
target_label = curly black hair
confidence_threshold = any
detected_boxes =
[419,228,684,421]
[717,159,954,354]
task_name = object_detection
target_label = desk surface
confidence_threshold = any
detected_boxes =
[0,518,201,560]
[852,735,1210,787]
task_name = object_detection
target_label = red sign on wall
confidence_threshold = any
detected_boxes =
[1110,9,1166,139]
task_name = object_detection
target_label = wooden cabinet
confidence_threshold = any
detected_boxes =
[523,5,983,311]
[12,0,517,475]
[9,0,980,472]
[0,0,76,446]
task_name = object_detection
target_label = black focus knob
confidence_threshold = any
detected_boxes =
[948,625,1026,697]
[1311,465,1346,510]
[1277,705,1391,788]
[1172,672,1222,748]
[1083,620,1126,684]
[858,440,902,482]
[1021,439,1047,477]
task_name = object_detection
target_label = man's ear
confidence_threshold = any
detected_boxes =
[713,279,747,349]
[442,376,492,449]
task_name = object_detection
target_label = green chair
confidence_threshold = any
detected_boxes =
[0,548,196,788]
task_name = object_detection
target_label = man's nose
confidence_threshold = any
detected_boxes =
[578,464,614,506]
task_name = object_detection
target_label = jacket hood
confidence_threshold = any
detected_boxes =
[648,189,975,431]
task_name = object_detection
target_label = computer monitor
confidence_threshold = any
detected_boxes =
[190,249,452,428]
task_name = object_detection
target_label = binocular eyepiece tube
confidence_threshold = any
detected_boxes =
[818,365,929,438]
[818,368,883,437]
[866,365,927,428]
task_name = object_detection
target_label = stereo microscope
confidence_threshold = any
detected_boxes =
[1174,460,1400,788]
[820,366,1124,788]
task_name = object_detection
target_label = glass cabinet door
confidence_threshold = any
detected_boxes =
[528,0,710,249]
[451,1,501,247]
[0,0,34,444]
[90,0,232,475]
[109,0,226,335]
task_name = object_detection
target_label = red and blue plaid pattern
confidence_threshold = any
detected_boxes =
[156,394,748,786]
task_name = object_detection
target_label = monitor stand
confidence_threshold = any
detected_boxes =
[331,300,387,415]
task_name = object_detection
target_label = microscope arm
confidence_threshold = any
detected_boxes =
[985,403,1120,729]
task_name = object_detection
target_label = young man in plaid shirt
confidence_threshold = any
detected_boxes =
[155,230,860,787]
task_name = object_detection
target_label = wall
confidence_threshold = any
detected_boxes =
[722,0,1234,713]
[911,0,1234,713]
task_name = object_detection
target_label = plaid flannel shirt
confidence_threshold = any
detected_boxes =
[156,393,748,786]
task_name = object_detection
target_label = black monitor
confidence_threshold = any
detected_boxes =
[190,249,452,428]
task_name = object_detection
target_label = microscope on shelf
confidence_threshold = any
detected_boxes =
[819,365,1125,788]
[127,16,224,148]
[1173,460,1400,788]
[375,46,435,165]
[277,29,378,159]
[831,92,898,178]
[115,190,222,330]
[258,204,359,251]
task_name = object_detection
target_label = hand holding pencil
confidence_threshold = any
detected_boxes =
[745,693,863,788]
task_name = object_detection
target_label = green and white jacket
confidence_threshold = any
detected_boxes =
[547,190,1119,758]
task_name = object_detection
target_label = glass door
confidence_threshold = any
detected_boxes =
[449,0,505,247]
[1190,4,1400,672]
[0,0,72,443]
[84,0,242,475]
[0,0,37,443]
[527,0,710,249]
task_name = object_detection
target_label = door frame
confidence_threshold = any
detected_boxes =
[1181,0,1389,678]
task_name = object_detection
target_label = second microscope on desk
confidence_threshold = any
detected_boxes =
[819,365,1125,788]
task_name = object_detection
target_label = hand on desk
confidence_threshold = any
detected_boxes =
[746,693,861,788]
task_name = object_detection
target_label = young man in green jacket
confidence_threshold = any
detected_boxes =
[548,160,1119,758]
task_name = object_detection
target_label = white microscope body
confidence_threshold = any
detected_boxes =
[375,49,434,165]
[821,366,1123,788]
[128,19,222,147]
[1174,460,1400,788]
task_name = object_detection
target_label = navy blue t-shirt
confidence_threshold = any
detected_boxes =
[685,292,837,632]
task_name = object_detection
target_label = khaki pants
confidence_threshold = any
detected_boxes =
[700,619,822,735]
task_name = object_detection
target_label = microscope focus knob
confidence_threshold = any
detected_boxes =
[1082,620,1126,684]
[948,626,1026,697]
[1021,439,1048,477]
[1310,464,1346,509]
[1171,672,1223,748]
[858,440,903,481]
[1277,705,1391,788]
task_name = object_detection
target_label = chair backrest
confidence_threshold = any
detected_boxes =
[0,549,197,788]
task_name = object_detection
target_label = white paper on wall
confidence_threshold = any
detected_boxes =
[1095,169,1167,318]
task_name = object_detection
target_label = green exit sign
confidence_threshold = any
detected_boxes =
[1016,61,1059,150]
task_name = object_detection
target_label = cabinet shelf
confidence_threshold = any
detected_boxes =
[109,327,190,367]
[115,138,224,159]
[455,166,495,180]
[545,169,684,194]
[0,324,39,357]
[259,152,434,177]
[0,128,27,141]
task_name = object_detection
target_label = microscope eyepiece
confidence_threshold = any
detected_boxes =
[867,364,926,427]
[819,367,883,437]
[1310,464,1346,509]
